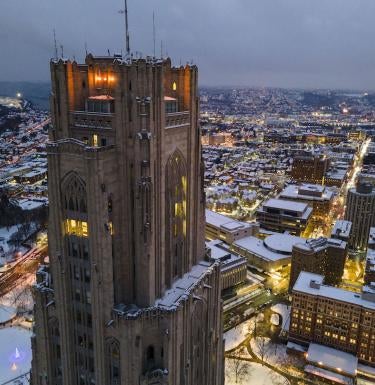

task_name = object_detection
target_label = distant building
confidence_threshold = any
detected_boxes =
[256,198,313,236]
[345,181,375,250]
[289,237,347,291]
[279,184,334,219]
[331,220,352,242]
[206,239,247,290]
[368,227,375,250]
[205,209,259,244]
[291,153,330,185]
[364,249,375,286]
[14,167,47,184]
[232,233,304,272]
[289,271,375,368]
[215,197,238,213]
[324,168,348,188]
[348,130,366,142]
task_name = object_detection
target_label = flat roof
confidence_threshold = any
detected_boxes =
[304,365,353,385]
[293,271,375,311]
[307,343,358,377]
[332,220,352,238]
[233,235,292,263]
[294,237,346,252]
[280,184,334,201]
[264,233,305,254]
[205,209,250,231]
[263,198,308,213]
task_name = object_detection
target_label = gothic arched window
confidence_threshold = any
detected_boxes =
[106,338,121,385]
[61,172,87,214]
[165,150,187,286]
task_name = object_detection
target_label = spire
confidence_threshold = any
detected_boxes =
[53,29,58,59]
[153,11,156,58]
[119,0,131,56]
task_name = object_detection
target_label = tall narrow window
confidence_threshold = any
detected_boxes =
[106,339,121,385]
[165,150,187,286]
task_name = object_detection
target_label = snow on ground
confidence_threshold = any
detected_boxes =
[230,345,252,360]
[271,303,291,331]
[224,318,255,351]
[225,358,290,385]
[251,337,304,376]
[0,327,32,384]
[0,225,20,256]
[0,273,35,312]
[0,304,17,324]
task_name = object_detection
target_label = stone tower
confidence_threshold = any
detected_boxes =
[31,54,224,385]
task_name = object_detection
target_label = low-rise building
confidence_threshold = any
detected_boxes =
[279,183,334,219]
[232,233,304,272]
[331,220,352,242]
[206,239,247,290]
[289,271,375,368]
[289,237,347,290]
[205,209,259,244]
[256,198,313,236]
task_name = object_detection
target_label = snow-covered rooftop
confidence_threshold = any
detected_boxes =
[293,237,347,253]
[304,365,353,385]
[264,233,305,254]
[205,209,251,231]
[280,183,333,202]
[262,198,309,214]
[293,271,375,310]
[332,220,352,239]
[307,343,358,377]
[233,233,303,262]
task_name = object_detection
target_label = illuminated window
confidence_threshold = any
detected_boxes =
[82,221,88,237]
[172,81,177,91]
[64,219,89,237]
[93,134,98,147]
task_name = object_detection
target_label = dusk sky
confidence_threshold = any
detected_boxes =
[1,0,375,89]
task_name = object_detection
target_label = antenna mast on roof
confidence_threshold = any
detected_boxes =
[53,29,58,59]
[119,0,131,56]
[153,11,156,58]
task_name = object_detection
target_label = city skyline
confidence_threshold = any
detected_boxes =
[1,0,375,90]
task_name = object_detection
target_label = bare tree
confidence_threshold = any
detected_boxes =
[9,284,33,313]
[254,336,271,365]
[226,357,251,385]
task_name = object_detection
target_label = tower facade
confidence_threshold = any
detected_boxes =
[345,181,375,251]
[31,55,223,385]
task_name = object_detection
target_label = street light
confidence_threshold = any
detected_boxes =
[16,92,22,98]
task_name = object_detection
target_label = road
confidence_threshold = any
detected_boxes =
[0,245,47,296]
